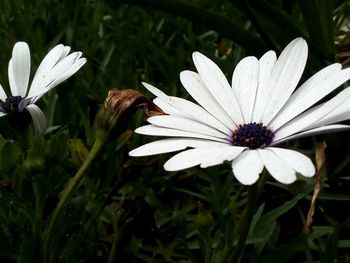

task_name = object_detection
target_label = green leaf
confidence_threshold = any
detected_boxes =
[332,150,350,176]
[321,223,340,263]
[234,0,307,49]
[297,0,335,60]
[255,193,307,237]
[248,202,265,238]
[252,193,308,256]
[259,234,308,263]
[339,239,350,248]
[317,193,350,201]
[0,141,21,174]
[115,0,267,55]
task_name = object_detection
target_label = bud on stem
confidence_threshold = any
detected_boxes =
[96,88,164,137]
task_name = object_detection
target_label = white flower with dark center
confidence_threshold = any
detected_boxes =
[130,38,350,185]
[0,42,86,136]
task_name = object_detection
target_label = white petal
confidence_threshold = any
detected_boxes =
[0,84,8,101]
[30,56,86,100]
[8,60,15,95]
[0,112,6,117]
[179,70,235,129]
[272,124,350,145]
[270,64,350,129]
[274,87,350,141]
[142,81,168,98]
[9,42,31,97]
[200,146,245,168]
[43,57,85,91]
[60,46,71,59]
[231,56,259,123]
[305,97,350,129]
[153,97,188,118]
[25,104,47,137]
[129,138,228,157]
[147,115,230,140]
[164,146,244,171]
[135,125,229,143]
[164,148,207,171]
[192,52,244,125]
[258,149,297,184]
[268,148,315,177]
[29,44,66,95]
[18,96,34,112]
[143,82,231,135]
[231,150,263,185]
[262,38,308,124]
[162,96,232,135]
[142,83,173,111]
[45,52,83,83]
[252,51,277,122]
[29,58,85,105]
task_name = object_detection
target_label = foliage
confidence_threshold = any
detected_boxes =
[0,0,349,262]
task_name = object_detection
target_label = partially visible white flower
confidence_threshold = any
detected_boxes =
[0,42,86,136]
[130,38,350,185]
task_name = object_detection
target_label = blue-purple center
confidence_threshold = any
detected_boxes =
[231,122,274,149]
[0,96,23,114]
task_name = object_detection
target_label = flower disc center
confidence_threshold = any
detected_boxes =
[231,122,274,149]
[0,96,23,114]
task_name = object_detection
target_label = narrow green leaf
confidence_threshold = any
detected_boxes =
[259,234,308,263]
[0,141,21,173]
[321,223,340,263]
[255,193,307,237]
[317,193,350,201]
[234,0,307,50]
[114,0,267,55]
[297,0,335,60]
[339,239,350,248]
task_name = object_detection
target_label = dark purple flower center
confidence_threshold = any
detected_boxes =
[0,96,23,114]
[231,122,274,149]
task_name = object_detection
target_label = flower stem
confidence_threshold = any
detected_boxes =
[230,183,258,262]
[230,170,268,263]
[43,130,108,263]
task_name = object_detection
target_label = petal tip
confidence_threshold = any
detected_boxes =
[14,41,29,50]
[128,149,137,157]
[163,162,175,172]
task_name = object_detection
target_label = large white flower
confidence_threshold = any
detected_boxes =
[0,42,86,136]
[130,38,350,185]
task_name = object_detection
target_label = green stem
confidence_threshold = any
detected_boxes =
[107,210,121,263]
[43,131,108,263]
[230,183,258,262]
[204,235,212,263]
[257,169,269,197]
[230,169,269,263]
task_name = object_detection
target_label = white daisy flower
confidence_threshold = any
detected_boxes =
[0,42,86,137]
[129,38,350,185]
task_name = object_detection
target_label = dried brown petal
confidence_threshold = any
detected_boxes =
[96,88,165,135]
[144,101,165,117]
[105,89,145,114]
[105,88,165,116]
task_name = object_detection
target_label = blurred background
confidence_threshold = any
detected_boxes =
[0,0,349,262]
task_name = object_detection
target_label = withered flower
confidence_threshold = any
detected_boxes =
[96,88,164,135]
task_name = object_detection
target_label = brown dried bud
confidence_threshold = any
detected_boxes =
[96,88,164,136]
[105,88,164,117]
